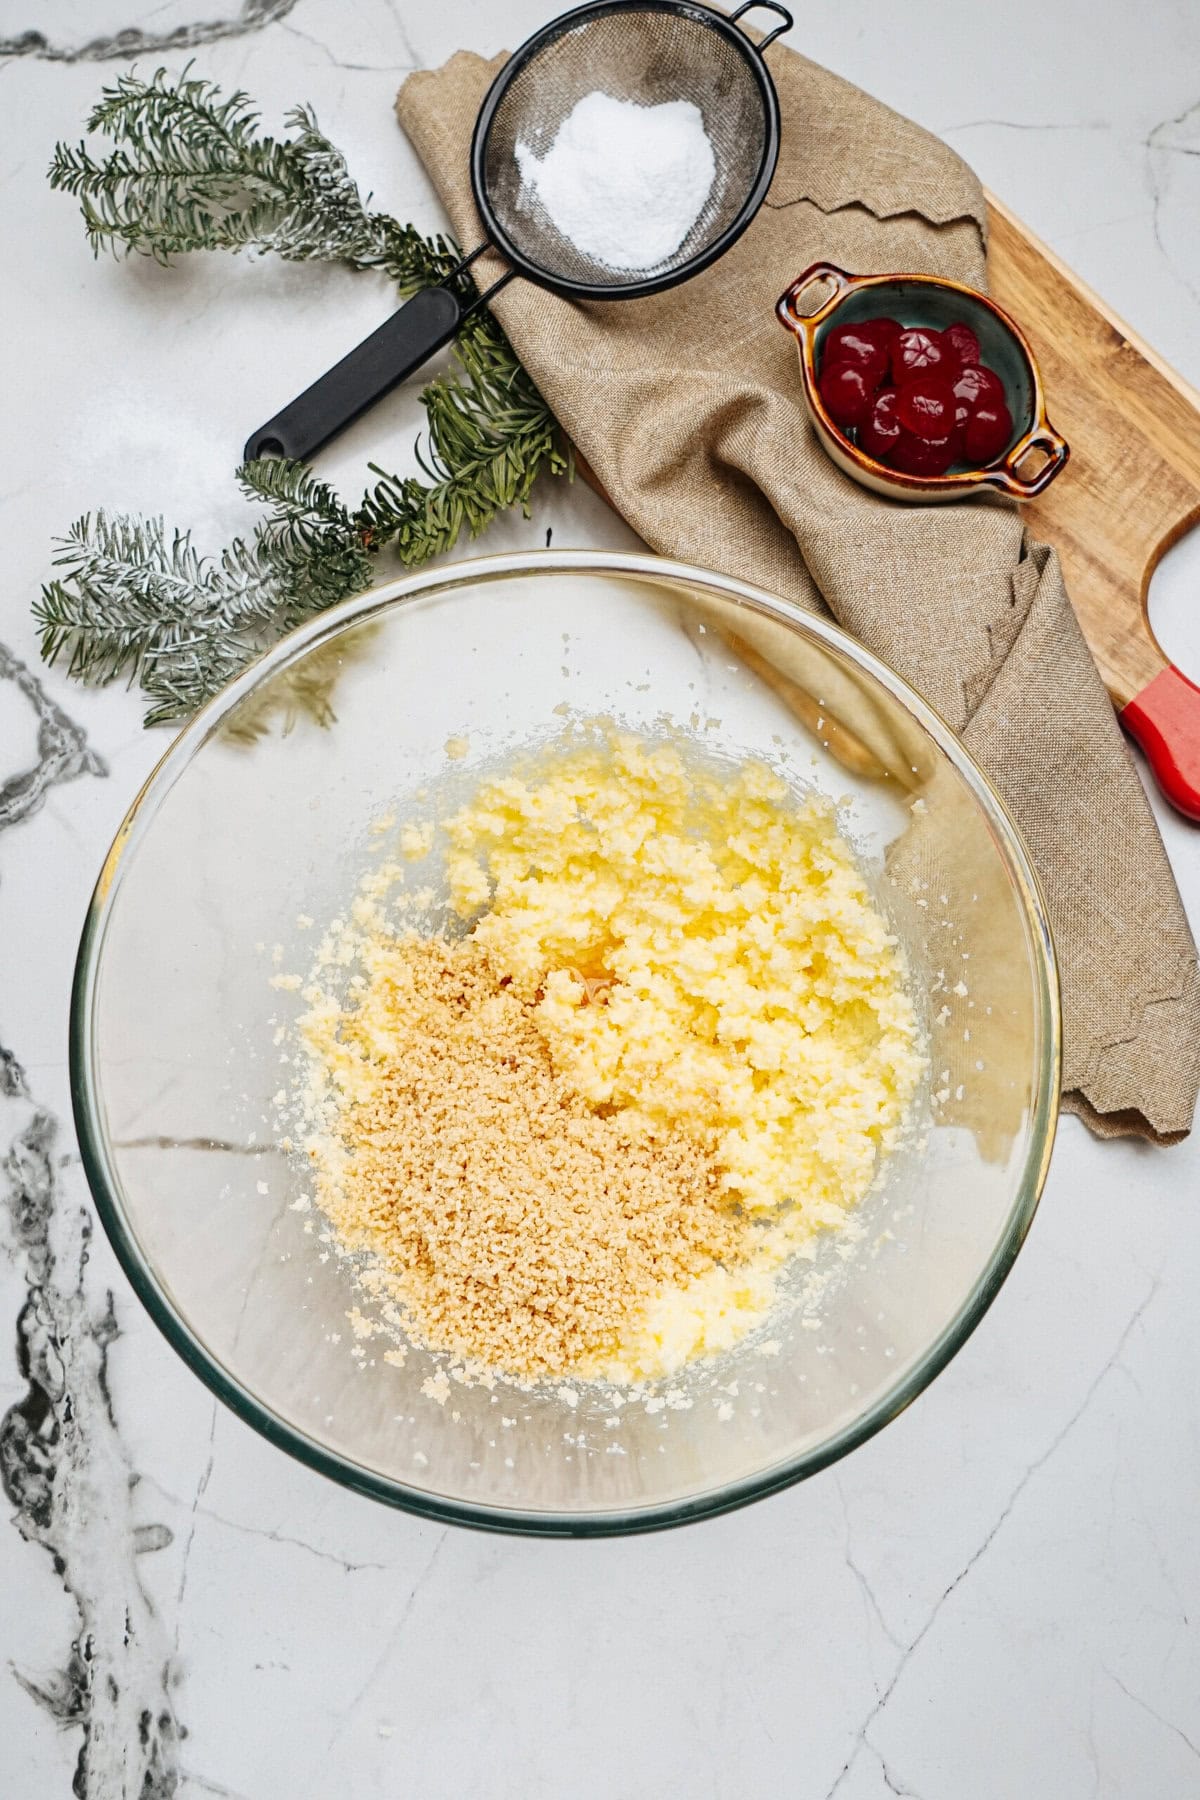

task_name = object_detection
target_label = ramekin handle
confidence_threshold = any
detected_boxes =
[984,420,1071,500]
[776,264,854,340]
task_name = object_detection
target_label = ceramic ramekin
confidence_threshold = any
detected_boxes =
[777,262,1069,503]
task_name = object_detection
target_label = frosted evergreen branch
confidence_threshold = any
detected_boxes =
[34,471,373,721]
[357,327,569,564]
[40,68,570,727]
[48,68,464,288]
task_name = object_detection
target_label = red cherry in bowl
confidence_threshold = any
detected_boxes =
[890,428,958,477]
[951,363,1005,414]
[891,328,948,383]
[896,375,956,442]
[942,323,981,371]
[818,362,876,429]
[857,316,903,353]
[822,324,890,384]
[860,387,902,461]
[964,398,1014,464]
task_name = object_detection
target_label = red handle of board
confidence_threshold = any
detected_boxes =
[1121,663,1200,822]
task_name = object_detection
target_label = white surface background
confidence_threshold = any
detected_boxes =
[2,2,1200,1796]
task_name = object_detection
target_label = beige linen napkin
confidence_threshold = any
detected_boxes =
[396,42,1200,1143]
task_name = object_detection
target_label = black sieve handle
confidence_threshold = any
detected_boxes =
[243,285,465,465]
[728,0,793,51]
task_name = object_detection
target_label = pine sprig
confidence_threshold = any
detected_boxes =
[49,68,460,287]
[357,321,568,564]
[35,464,373,724]
[40,68,569,725]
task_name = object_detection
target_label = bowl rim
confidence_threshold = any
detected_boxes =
[70,547,1061,1536]
[776,263,1071,500]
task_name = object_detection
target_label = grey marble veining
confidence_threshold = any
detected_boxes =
[1144,95,1200,313]
[0,646,105,830]
[0,1,300,66]
[0,649,179,1796]
[2,2,1200,1795]
[1,1070,180,1797]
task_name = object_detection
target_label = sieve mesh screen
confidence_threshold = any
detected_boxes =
[480,5,769,288]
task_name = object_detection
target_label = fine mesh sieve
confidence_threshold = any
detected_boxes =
[245,0,792,464]
[476,1,784,292]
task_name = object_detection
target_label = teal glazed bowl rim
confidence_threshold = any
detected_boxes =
[70,549,1062,1536]
[777,262,1071,501]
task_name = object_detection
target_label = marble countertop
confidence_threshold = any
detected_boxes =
[4,2,1200,1795]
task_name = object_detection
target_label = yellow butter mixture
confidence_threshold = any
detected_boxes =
[295,728,925,1386]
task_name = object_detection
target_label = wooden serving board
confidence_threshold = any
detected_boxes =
[577,197,1200,819]
[985,194,1200,819]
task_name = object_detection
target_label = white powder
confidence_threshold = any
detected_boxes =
[516,91,716,272]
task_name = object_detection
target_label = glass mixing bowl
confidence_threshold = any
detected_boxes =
[72,551,1059,1534]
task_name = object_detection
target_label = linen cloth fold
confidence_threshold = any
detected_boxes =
[396,42,1200,1143]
